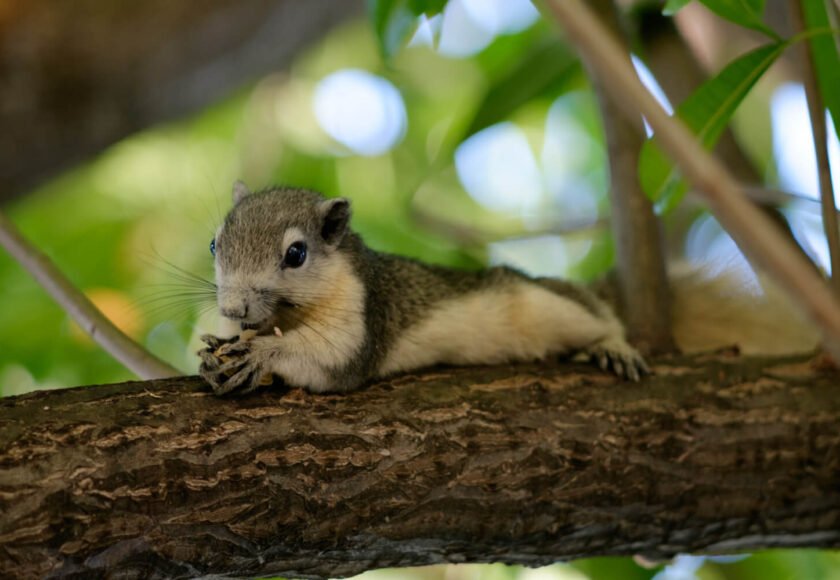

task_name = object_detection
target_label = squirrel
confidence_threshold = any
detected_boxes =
[197,182,651,395]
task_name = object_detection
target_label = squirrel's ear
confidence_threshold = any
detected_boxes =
[319,197,351,245]
[232,180,251,205]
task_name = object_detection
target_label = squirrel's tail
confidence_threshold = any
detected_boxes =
[670,262,819,355]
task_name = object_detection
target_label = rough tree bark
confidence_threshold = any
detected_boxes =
[1,354,839,579]
[0,0,362,203]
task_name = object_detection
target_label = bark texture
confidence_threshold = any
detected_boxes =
[1,354,839,579]
[0,0,362,203]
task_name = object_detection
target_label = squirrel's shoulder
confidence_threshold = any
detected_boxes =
[336,235,539,339]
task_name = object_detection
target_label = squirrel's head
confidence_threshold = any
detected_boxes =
[211,181,353,334]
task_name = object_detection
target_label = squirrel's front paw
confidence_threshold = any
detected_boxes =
[198,333,237,351]
[198,334,274,396]
[585,337,650,382]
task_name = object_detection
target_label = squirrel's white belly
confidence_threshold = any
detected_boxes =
[378,281,616,376]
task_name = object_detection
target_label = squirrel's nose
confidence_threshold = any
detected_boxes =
[220,303,249,320]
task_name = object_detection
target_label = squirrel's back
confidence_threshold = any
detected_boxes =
[354,247,631,377]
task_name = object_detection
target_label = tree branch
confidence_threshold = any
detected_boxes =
[789,0,840,294]
[0,211,179,379]
[543,0,840,361]
[581,0,674,355]
[1,355,839,578]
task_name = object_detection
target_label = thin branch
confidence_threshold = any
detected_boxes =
[0,211,181,380]
[633,4,762,185]
[409,203,607,246]
[543,0,840,361]
[790,0,840,295]
[582,0,674,355]
[412,185,840,244]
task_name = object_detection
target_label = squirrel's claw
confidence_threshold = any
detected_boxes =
[200,361,251,396]
[213,360,271,396]
[219,341,252,356]
[199,334,236,350]
[216,363,255,393]
[226,382,261,396]
[585,338,649,382]
[596,352,609,371]
[218,356,249,374]
[197,345,241,395]
[626,363,640,383]
[197,347,221,369]
[198,358,229,394]
[198,341,272,396]
[197,331,262,395]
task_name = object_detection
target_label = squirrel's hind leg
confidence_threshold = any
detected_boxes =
[531,278,649,381]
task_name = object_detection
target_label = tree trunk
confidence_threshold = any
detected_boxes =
[580,0,674,355]
[1,353,839,579]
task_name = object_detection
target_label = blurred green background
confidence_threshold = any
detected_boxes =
[1,1,838,578]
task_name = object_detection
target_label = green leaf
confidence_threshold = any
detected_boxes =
[639,42,786,208]
[663,0,694,16]
[408,0,447,15]
[367,0,448,60]
[802,0,840,142]
[699,0,779,39]
[464,40,581,137]
[367,0,418,60]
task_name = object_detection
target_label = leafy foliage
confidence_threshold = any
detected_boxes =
[662,0,692,16]
[463,39,581,138]
[663,0,776,38]
[367,0,448,59]
[802,0,840,140]
[639,42,785,208]
[698,0,777,38]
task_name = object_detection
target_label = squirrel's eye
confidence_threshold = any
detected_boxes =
[209,239,216,257]
[283,241,307,269]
